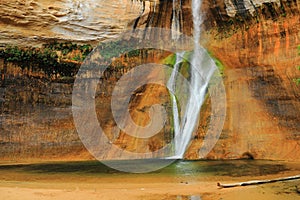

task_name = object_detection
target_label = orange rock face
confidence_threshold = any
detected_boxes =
[138,0,300,160]
[0,0,299,161]
[187,0,300,160]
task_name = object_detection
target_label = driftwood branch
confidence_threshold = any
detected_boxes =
[217,174,300,188]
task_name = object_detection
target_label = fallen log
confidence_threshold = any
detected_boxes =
[296,186,300,194]
[217,174,300,188]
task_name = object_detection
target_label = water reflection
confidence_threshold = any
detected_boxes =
[176,195,201,200]
[0,160,293,177]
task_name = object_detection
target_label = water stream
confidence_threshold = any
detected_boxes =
[169,0,216,158]
[167,52,185,156]
[171,0,181,40]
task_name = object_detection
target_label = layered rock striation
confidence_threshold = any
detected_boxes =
[0,0,299,161]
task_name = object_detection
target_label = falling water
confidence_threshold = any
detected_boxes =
[171,0,181,40]
[167,52,185,156]
[169,0,216,158]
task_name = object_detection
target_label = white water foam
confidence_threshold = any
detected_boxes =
[168,0,216,158]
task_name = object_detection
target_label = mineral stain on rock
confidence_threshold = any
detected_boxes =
[0,0,299,161]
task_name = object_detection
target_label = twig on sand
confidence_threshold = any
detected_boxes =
[217,174,300,188]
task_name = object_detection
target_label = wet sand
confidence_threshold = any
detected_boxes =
[0,172,299,200]
[0,160,299,199]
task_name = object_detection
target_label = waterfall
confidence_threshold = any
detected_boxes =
[171,0,181,40]
[169,0,216,158]
[167,52,185,156]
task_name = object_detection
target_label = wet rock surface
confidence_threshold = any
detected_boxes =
[0,60,88,160]
[0,0,299,161]
[138,0,300,160]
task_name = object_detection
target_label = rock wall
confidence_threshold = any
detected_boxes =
[135,0,300,160]
[0,60,91,161]
[201,0,300,160]
[0,49,174,161]
[0,0,299,161]
[198,2,300,160]
[0,0,143,46]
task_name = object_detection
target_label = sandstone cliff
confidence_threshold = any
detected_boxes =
[0,0,299,161]
[132,0,300,160]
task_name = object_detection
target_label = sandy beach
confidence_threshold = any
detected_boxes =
[0,1,299,200]
[0,160,299,200]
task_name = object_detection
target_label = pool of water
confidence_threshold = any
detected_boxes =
[0,159,298,178]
